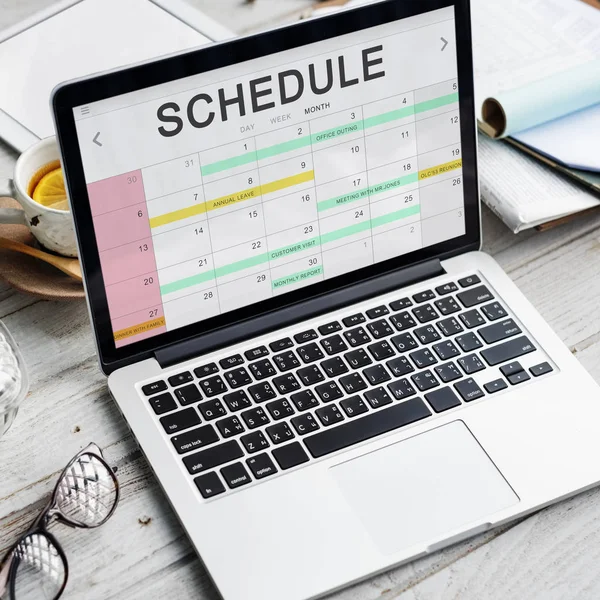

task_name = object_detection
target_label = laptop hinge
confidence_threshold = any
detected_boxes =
[155,258,445,369]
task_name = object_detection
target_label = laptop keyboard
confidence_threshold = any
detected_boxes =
[140,274,554,499]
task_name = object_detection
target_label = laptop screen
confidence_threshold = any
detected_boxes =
[72,5,464,349]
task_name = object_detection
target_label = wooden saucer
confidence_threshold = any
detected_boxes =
[0,197,84,300]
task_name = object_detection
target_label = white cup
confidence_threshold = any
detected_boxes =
[0,136,77,257]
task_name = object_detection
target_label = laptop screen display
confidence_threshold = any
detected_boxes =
[73,6,463,348]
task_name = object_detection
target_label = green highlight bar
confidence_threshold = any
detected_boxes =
[272,266,324,290]
[199,93,459,177]
[160,205,420,295]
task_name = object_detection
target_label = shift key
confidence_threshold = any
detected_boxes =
[183,440,243,474]
[481,336,536,366]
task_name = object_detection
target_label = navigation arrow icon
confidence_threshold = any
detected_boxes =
[440,37,448,51]
[93,132,102,147]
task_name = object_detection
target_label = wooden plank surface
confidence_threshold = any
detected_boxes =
[1,1,600,599]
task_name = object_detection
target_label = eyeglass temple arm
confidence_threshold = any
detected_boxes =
[0,553,14,598]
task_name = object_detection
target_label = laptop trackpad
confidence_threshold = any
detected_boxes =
[330,421,519,555]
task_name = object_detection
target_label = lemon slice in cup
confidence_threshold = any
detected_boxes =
[32,167,69,211]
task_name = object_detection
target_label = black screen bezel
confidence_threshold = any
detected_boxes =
[52,0,480,373]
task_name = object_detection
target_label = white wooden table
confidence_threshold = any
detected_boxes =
[2,2,600,599]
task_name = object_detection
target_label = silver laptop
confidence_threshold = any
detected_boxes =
[52,1,600,598]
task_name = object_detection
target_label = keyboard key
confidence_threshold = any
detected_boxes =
[244,346,269,360]
[458,354,486,375]
[142,380,167,396]
[367,340,395,361]
[294,329,318,343]
[387,378,416,400]
[322,356,349,378]
[413,290,435,303]
[436,282,458,295]
[198,399,227,421]
[223,390,252,412]
[219,354,244,369]
[344,327,371,347]
[435,297,461,316]
[432,341,460,361]
[391,333,418,353]
[240,431,269,454]
[266,422,295,444]
[459,309,485,329]
[340,372,368,394]
[269,338,293,352]
[345,348,372,369]
[454,378,484,402]
[340,395,369,417]
[297,365,325,386]
[508,371,531,385]
[248,382,277,403]
[390,297,412,311]
[530,362,553,377]
[149,392,177,415]
[364,387,393,409]
[425,387,462,413]
[411,370,439,392]
[414,325,440,345]
[305,398,431,458]
[172,424,219,454]
[220,462,251,489]
[410,348,438,369]
[273,373,301,394]
[216,416,244,438]
[481,302,508,321]
[434,362,462,383]
[194,472,225,499]
[194,363,218,379]
[455,332,483,352]
[316,404,345,426]
[363,364,391,385]
[291,389,319,411]
[246,453,277,479]
[366,305,390,319]
[458,274,481,288]
[390,311,417,332]
[291,413,320,435]
[168,371,193,387]
[367,319,394,339]
[500,361,523,377]
[484,379,508,394]
[319,321,342,335]
[175,384,203,406]
[315,381,344,402]
[224,367,252,389]
[184,440,244,474]
[457,285,494,308]
[266,398,294,420]
[241,407,270,429]
[413,304,438,323]
[248,358,276,380]
[437,317,464,337]
[343,313,366,327]
[199,375,227,397]
[386,356,415,377]
[273,350,300,372]
[481,336,536,366]
[321,334,348,355]
[272,442,310,470]
[479,319,522,344]
[297,342,324,363]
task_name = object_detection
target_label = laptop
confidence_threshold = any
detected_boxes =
[51,1,600,598]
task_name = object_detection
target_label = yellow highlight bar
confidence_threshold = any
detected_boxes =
[149,170,315,228]
[114,317,166,341]
[418,159,462,181]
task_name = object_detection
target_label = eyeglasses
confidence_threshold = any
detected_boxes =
[0,443,119,600]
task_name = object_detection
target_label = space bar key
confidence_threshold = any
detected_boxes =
[304,398,431,458]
